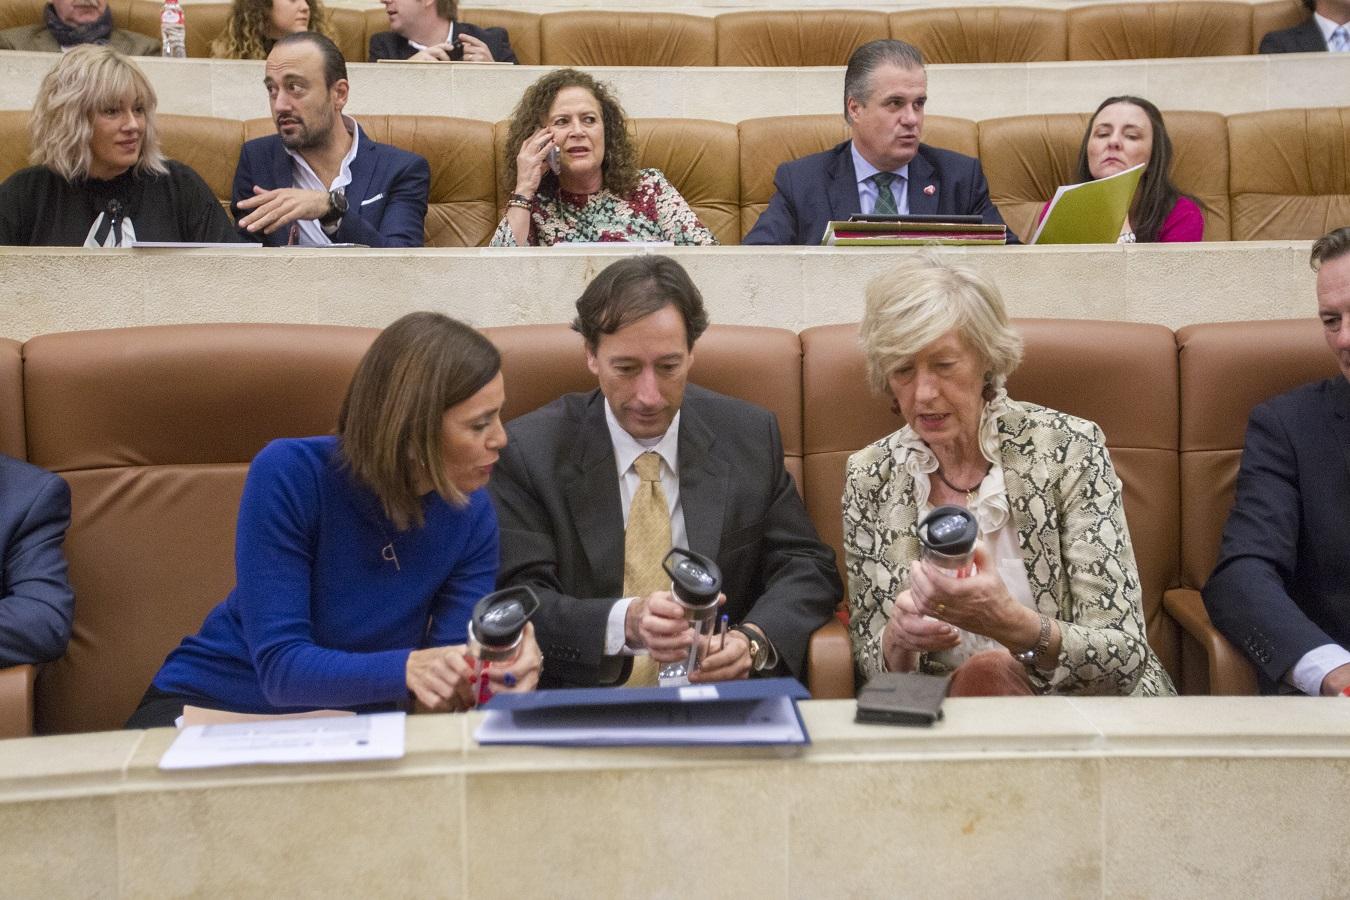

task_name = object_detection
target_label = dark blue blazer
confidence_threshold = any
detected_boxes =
[1203,377,1350,692]
[743,139,1014,246]
[1259,17,1328,53]
[368,21,517,63]
[0,454,74,667]
[231,128,430,248]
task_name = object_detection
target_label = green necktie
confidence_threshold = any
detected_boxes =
[871,172,899,215]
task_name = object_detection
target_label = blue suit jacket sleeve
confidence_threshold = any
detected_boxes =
[230,142,262,243]
[1203,398,1339,685]
[0,462,74,667]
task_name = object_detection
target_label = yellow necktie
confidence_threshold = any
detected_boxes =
[622,451,670,687]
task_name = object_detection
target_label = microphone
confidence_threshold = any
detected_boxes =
[105,199,124,247]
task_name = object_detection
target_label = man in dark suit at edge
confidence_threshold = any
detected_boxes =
[489,256,841,689]
[743,38,1013,246]
[1259,0,1350,53]
[1204,227,1350,696]
[232,32,430,247]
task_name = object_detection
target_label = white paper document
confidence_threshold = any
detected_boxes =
[158,711,406,770]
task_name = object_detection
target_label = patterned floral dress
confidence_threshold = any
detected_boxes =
[843,391,1175,697]
[489,168,717,247]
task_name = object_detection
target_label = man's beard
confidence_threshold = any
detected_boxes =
[277,109,333,151]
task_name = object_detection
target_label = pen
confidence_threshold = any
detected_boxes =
[718,614,728,653]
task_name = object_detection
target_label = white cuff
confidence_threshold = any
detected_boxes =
[605,597,640,656]
[1286,643,1350,696]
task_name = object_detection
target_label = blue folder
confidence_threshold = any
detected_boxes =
[474,677,811,747]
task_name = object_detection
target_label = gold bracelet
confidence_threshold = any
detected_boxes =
[507,198,532,212]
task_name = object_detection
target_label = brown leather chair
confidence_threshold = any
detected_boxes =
[0,110,29,184]
[459,7,540,65]
[889,7,1067,63]
[158,114,244,212]
[23,324,379,734]
[801,319,1182,686]
[539,11,716,67]
[1067,1,1254,59]
[1250,0,1310,52]
[737,114,979,242]
[490,117,739,246]
[1228,108,1350,241]
[482,323,851,699]
[978,110,1231,244]
[715,10,888,67]
[1167,320,1338,694]
[245,114,499,247]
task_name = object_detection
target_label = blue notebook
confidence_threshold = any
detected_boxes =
[474,677,811,747]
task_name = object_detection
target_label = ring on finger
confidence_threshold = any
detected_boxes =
[936,602,946,617]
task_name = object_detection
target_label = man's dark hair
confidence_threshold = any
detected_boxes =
[274,31,347,87]
[843,39,925,122]
[572,256,709,352]
[1311,226,1350,272]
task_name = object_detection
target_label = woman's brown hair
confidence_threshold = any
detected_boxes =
[210,0,335,60]
[501,67,639,200]
[337,312,501,530]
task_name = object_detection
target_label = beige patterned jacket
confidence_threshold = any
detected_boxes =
[843,397,1175,696]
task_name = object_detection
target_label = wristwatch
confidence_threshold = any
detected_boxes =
[319,189,347,228]
[733,626,778,672]
[1012,614,1052,666]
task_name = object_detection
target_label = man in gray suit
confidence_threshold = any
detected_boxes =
[0,454,75,668]
[0,0,159,54]
[489,256,840,689]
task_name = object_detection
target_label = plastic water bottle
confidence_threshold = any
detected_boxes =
[160,0,186,58]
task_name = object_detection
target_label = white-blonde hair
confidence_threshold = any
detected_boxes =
[29,45,167,182]
[859,254,1024,395]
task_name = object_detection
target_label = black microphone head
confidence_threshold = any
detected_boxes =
[106,198,123,218]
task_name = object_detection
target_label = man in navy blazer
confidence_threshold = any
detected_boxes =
[744,39,1012,246]
[1259,0,1347,52]
[0,454,74,668]
[1204,227,1350,696]
[232,32,429,248]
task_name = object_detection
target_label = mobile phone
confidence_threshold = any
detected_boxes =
[447,39,464,61]
[547,145,561,175]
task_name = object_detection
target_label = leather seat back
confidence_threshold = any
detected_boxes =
[458,7,541,64]
[715,10,888,66]
[539,11,715,67]
[1229,108,1350,241]
[23,324,378,734]
[737,114,978,241]
[0,339,22,460]
[1175,320,1339,591]
[801,318,1181,676]
[1067,1,1253,59]
[978,110,1231,243]
[889,7,1067,63]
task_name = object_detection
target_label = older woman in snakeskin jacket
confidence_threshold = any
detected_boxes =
[843,256,1174,696]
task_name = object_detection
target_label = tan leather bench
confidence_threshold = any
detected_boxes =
[1228,108,1350,242]
[0,0,1314,63]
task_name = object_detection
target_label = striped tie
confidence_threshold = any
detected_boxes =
[622,452,670,686]
[1330,26,1349,52]
[871,172,899,215]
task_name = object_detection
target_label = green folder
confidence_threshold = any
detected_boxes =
[1030,163,1145,245]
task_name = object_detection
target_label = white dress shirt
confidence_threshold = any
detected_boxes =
[283,115,361,246]
[1314,13,1350,50]
[602,403,687,654]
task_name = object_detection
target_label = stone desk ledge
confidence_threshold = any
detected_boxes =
[1,697,1348,897]
[0,241,1319,341]
[1,51,1345,123]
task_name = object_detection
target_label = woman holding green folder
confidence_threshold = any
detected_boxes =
[1040,96,1204,244]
